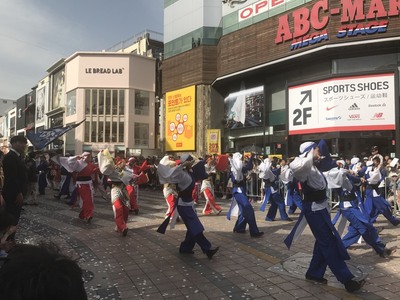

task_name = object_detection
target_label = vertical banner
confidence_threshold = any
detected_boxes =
[165,86,196,151]
[207,129,221,154]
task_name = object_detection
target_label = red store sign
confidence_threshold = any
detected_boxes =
[274,0,400,50]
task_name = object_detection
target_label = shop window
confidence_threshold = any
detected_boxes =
[112,121,118,142]
[119,122,124,142]
[98,120,104,142]
[91,121,97,142]
[85,121,90,142]
[105,122,110,142]
[224,85,264,129]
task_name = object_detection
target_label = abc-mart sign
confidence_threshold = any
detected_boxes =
[288,73,395,135]
[239,0,400,50]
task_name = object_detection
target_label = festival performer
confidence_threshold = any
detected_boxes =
[157,154,219,259]
[284,140,365,293]
[227,153,264,237]
[201,171,222,215]
[125,157,149,214]
[280,161,303,214]
[56,152,99,223]
[258,157,292,222]
[98,150,131,236]
[363,156,400,226]
[159,156,180,226]
[327,160,395,258]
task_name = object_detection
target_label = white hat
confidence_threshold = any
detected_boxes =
[390,158,399,168]
[350,157,359,165]
[337,160,345,167]
[299,142,316,158]
[366,161,373,167]
[82,152,91,157]
[389,172,399,177]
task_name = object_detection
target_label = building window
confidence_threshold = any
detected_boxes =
[84,89,125,143]
[271,90,285,111]
[66,90,76,116]
[134,123,149,147]
[52,69,65,110]
[135,90,149,115]
[50,113,63,128]
[119,90,124,115]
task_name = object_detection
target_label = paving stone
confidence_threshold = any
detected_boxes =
[14,188,400,299]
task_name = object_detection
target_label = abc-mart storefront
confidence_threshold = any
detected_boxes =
[214,0,400,158]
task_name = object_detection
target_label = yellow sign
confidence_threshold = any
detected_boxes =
[206,129,221,154]
[165,86,196,151]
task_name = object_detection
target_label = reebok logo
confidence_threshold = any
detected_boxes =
[348,103,360,110]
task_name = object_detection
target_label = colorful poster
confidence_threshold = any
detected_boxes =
[288,73,395,135]
[165,86,196,151]
[206,129,221,154]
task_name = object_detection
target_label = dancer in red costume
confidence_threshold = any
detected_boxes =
[57,152,99,223]
[160,157,180,225]
[125,157,149,214]
[76,152,99,223]
[98,150,131,236]
[201,175,222,215]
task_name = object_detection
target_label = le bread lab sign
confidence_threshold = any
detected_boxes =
[85,67,124,74]
[274,0,399,50]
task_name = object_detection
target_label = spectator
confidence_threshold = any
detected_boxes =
[25,151,39,205]
[1,135,28,240]
[0,242,87,300]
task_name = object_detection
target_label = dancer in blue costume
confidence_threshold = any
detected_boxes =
[227,153,264,237]
[157,154,219,259]
[258,158,292,221]
[284,140,365,292]
[327,161,395,258]
[363,156,400,226]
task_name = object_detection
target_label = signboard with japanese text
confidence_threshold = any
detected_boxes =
[288,73,395,135]
[206,129,221,154]
[165,86,196,151]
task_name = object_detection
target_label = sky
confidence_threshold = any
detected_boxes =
[0,0,164,100]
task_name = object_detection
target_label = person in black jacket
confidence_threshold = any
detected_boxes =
[25,151,39,205]
[1,136,28,240]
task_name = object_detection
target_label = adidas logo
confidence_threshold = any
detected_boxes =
[348,103,360,110]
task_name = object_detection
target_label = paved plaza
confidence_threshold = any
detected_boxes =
[16,188,400,300]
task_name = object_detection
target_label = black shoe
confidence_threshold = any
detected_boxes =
[134,209,139,215]
[233,229,246,234]
[54,195,61,200]
[344,279,365,292]
[251,232,264,238]
[86,217,93,224]
[206,247,219,259]
[283,217,293,221]
[122,228,128,237]
[306,274,328,284]
[179,249,194,254]
[379,247,396,258]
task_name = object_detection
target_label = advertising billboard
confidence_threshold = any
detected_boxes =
[165,85,196,151]
[288,73,395,135]
[224,85,264,129]
[206,129,221,154]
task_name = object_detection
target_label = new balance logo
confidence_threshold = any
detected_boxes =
[348,103,360,110]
